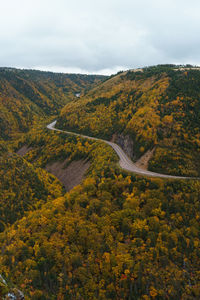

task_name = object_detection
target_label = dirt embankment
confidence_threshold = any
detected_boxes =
[135,148,155,170]
[16,145,33,156]
[17,145,90,191]
[45,159,90,191]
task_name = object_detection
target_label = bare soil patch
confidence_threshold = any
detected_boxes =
[135,148,155,170]
[16,145,33,156]
[45,158,90,191]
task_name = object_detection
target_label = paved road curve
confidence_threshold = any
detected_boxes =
[47,121,196,180]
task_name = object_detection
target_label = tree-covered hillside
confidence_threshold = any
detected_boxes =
[57,65,200,176]
[0,143,64,231]
[0,68,106,140]
[0,129,199,299]
[0,65,200,299]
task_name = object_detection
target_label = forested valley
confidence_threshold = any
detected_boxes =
[0,66,199,299]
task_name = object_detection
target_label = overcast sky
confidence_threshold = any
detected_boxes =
[1,0,200,75]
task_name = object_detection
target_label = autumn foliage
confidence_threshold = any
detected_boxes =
[0,66,200,299]
[58,66,200,176]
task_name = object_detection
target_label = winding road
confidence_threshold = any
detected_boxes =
[47,121,196,180]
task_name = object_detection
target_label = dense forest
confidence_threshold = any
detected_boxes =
[0,66,200,299]
[0,144,64,230]
[1,127,200,299]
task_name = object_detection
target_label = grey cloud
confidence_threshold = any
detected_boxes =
[1,0,200,74]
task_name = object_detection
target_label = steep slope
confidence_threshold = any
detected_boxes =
[0,68,106,139]
[0,144,63,231]
[57,65,200,176]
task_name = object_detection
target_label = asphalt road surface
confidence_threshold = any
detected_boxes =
[47,121,196,180]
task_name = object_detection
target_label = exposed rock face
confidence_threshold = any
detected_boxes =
[112,133,134,159]
[112,133,155,170]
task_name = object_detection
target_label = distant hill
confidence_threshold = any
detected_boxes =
[57,65,200,176]
[0,68,106,139]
